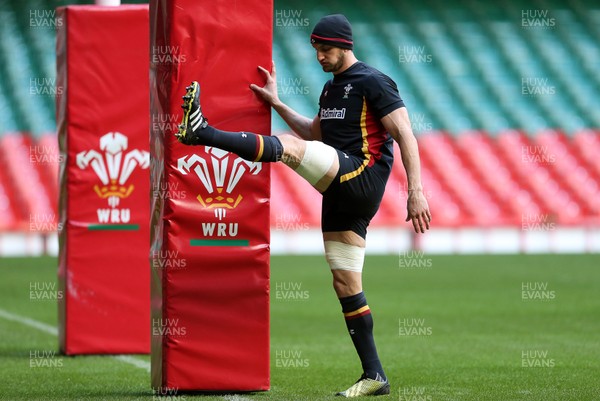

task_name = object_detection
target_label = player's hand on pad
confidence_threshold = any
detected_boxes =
[250,61,280,107]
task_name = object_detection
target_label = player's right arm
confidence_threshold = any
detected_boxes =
[250,61,320,141]
[271,102,321,141]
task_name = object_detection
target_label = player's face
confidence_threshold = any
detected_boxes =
[313,44,345,73]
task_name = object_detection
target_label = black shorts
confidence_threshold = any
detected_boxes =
[321,150,392,239]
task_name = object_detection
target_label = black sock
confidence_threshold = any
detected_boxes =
[339,292,386,381]
[193,125,282,162]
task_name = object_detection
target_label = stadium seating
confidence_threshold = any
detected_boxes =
[1,129,596,232]
[0,0,599,233]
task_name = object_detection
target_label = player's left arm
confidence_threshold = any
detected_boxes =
[381,107,431,233]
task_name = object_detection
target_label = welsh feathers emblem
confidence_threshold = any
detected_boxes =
[76,132,150,207]
[177,147,261,220]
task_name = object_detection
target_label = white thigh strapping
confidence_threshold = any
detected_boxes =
[324,241,365,273]
[294,141,337,185]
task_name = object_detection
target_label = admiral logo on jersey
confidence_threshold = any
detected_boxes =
[320,107,346,120]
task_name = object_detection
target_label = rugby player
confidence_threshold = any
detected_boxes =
[176,14,431,397]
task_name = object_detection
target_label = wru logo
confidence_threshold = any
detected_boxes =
[177,147,261,221]
[76,132,149,224]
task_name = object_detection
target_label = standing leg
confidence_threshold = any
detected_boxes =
[324,231,390,398]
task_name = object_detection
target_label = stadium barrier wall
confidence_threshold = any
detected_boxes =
[150,0,272,391]
[56,5,150,354]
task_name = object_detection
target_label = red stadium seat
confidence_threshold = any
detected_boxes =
[371,145,406,227]
[271,162,321,227]
[419,131,502,226]
[0,134,55,232]
[457,131,525,225]
[573,129,600,179]
[35,133,60,210]
[535,130,598,216]
[0,173,18,230]
[496,130,582,224]
[270,163,314,229]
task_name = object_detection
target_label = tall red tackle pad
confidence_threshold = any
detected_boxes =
[56,5,151,354]
[150,0,272,391]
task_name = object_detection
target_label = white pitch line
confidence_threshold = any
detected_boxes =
[113,355,151,372]
[0,308,150,372]
[0,308,58,336]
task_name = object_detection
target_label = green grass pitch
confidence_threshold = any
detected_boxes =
[1,254,599,400]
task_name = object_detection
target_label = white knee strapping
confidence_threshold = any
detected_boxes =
[294,141,337,185]
[324,241,365,273]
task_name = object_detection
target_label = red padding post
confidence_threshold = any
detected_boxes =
[56,5,150,355]
[149,0,272,392]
